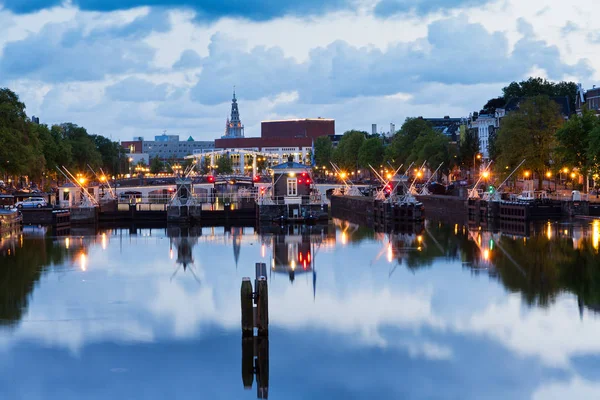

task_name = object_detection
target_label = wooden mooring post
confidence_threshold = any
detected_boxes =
[241,262,269,399]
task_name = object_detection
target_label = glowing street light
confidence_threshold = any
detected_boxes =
[546,171,552,178]
[524,171,531,178]
[482,171,490,179]
[78,177,86,185]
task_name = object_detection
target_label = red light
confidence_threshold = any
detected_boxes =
[302,172,307,177]
[260,187,266,194]
[303,260,307,270]
[298,179,303,184]
[307,252,311,263]
[253,175,260,182]
[305,178,311,184]
[207,176,215,183]
[299,252,303,262]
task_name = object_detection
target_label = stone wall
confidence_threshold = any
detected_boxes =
[330,196,375,227]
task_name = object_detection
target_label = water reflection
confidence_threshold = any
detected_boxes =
[2,221,600,398]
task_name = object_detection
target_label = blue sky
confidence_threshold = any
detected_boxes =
[0,0,597,141]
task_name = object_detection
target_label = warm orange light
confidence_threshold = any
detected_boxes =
[416,171,423,178]
[386,173,392,180]
[476,154,482,160]
[524,171,530,178]
[563,167,569,174]
[482,171,490,179]
[571,172,576,179]
[100,175,107,182]
[78,177,86,185]
[340,172,347,179]
[546,171,552,178]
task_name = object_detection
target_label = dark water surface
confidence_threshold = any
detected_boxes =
[2,220,600,399]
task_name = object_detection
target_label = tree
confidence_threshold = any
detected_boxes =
[150,156,164,174]
[313,136,333,168]
[358,137,384,171]
[333,130,365,172]
[411,131,454,178]
[495,96,564,189]
[556,108,599,192]
[93,134,123,176]
[385,118,436,167]
[217,154,233,174]
[59,123,102,171]
[458,128,480,169]
[502,77,577,111]
[481,97,505,115]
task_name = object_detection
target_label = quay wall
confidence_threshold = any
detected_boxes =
[330,196,375,227]
[416,195,467,223]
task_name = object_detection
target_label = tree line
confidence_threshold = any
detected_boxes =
[486,78,600,191]
[0,88,127,185]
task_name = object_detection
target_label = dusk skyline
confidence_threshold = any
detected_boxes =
[0,0,597,140]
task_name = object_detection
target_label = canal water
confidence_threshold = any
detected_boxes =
[1,220,600,399]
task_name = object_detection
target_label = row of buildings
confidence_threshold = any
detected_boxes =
[122,83,600,167]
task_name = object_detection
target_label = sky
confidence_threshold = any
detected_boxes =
[0,0,598,142]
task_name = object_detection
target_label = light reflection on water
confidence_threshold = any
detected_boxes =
[1,220,600,399]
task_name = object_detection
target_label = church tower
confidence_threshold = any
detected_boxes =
[222,89,244,138]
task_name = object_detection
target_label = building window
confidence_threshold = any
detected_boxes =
[287,178,297,196]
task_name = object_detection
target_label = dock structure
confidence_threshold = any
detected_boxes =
[241,263,269,399]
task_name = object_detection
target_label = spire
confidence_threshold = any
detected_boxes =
[222,88,244,139]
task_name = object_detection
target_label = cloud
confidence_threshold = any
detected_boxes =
[560,21,579,37]
[172,49,202,70]
[188,17,592,106]
[1,0,354,22]
[105,77,171,102]
[374,0,496,17]
[0,14,162,83]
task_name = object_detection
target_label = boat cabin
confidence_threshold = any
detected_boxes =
[58,183,100,208]
[271,161,312,205]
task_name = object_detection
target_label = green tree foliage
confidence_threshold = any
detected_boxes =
[58,123,102,171]
[92,134,124,175]
[150,156,165,174]
[502,77,578,111]
[333,130,365,171]
[481,97,505,114]
[313,136,333,168]
[556,108,599,191]
[495,96,564,189]
[0,89,44,178]
[217,154,234,174]
[357,137,384,170]
[0,87,125,183]
[411,131,455,177]
[384,118,434,167]
[458,128,480,169]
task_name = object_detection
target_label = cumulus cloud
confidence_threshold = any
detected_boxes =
[0,16,160,83]
[187,17,592,106]
[172,49,202,70]
[1,0,355,21]
[105,77,171,102]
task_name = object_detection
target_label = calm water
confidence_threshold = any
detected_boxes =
[2,220,600,399]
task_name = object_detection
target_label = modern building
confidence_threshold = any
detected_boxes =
[122,134,215,160]
[575,84,600,115]
[211,110,335,166]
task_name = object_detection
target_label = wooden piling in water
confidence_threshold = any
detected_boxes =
[256,277,269,336]
[241,337,254,389]
[256,336,269,399]
[241,277,253,336]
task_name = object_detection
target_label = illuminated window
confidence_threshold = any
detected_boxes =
[287,178,297,196]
